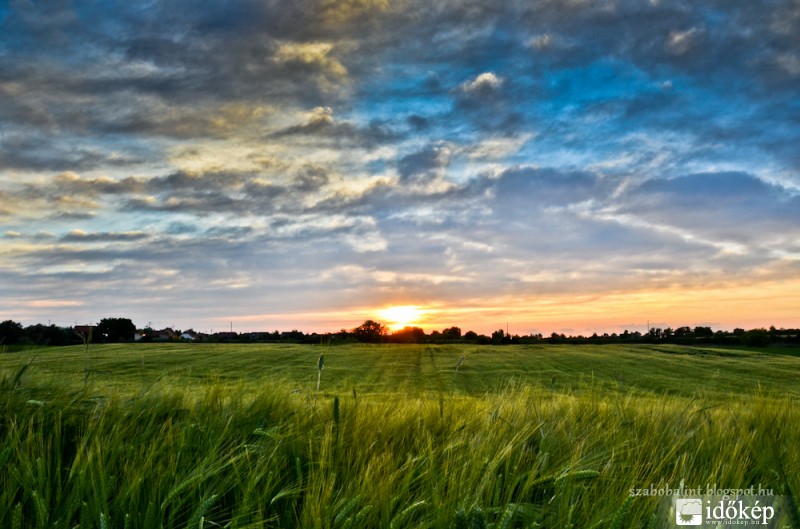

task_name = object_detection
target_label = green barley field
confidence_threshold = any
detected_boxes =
[1,343,799,528]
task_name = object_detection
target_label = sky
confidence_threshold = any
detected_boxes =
[1,0,799,336]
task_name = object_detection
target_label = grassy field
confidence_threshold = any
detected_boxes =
[1,343,799,528]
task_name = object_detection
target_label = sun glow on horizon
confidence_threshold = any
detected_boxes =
[378,305,424,331]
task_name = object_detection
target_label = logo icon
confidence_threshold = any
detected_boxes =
[675,498,703,525]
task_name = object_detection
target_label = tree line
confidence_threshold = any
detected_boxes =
[0,318,136,347]
[1,317,798,348]
[346,321,799,347]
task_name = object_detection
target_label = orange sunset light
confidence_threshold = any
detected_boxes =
[378,305,425,331]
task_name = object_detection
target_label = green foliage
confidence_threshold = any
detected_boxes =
[11,503,22,529]
[0,343,798,528]
[451,506,469,529]
[3,342,800,398]
[608,495,634,529]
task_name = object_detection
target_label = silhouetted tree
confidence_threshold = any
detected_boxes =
[694,326,713,338]
[353,320,387,343]
[24,324,71,346]
[492,329,507,344]
[741,328,770,347]
[391,326,426,343]
[0,320,24,346]
[463,330,478,343]
[673,326,695,343]
[443,326,462,340]
[97,317,136,342]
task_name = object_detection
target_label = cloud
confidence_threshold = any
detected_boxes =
[666,27,704,55]
[271,106,398,146]
[281,106,336,133]
[273,40,349,94]
[528,34,554,51]
[451,71,522,132]
[0,134,143,172]
[492,166,610,206]
[274,41,346,78]
[775,53,800,77]
[612,172,800,255]
[316,0,393,25]
[61,230,151,243]
[397,143,454,184]
[466,134,534,160]
[460,72,504,96]
[103,101,276,139]
[23,300,84,308]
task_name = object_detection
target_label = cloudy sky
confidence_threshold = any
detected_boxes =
[1,0,799,335]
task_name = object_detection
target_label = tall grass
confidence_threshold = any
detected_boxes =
[1,365,798,528]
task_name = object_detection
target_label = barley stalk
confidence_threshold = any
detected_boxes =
[389,500,426,529]
[11,503,22,529]
[32,490,48,529]
[608,496,634,529]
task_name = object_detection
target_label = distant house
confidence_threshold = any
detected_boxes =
[180,331,197,341]
[145,328,177,341]
[73,325,96,337]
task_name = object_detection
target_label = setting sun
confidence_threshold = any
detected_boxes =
[378,305,424,331]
